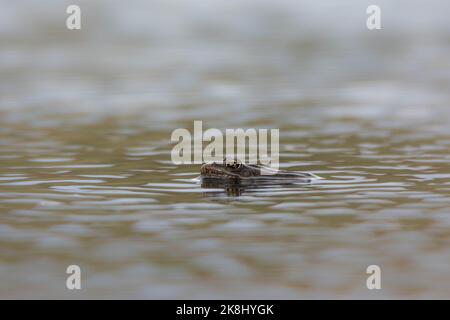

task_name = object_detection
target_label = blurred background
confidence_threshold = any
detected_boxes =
[1,0,450,298]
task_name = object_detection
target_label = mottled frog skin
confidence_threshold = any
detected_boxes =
[200,158,320,182]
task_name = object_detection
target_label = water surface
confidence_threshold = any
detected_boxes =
[1,0,450,298]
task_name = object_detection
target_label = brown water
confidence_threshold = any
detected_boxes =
[1,0,450,298]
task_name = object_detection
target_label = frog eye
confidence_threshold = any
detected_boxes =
[225,158,241,169]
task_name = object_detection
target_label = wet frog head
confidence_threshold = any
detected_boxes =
[200,158,261,179]
[200,158,321,181]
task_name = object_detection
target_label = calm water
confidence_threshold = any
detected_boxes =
[1,0,450,298]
